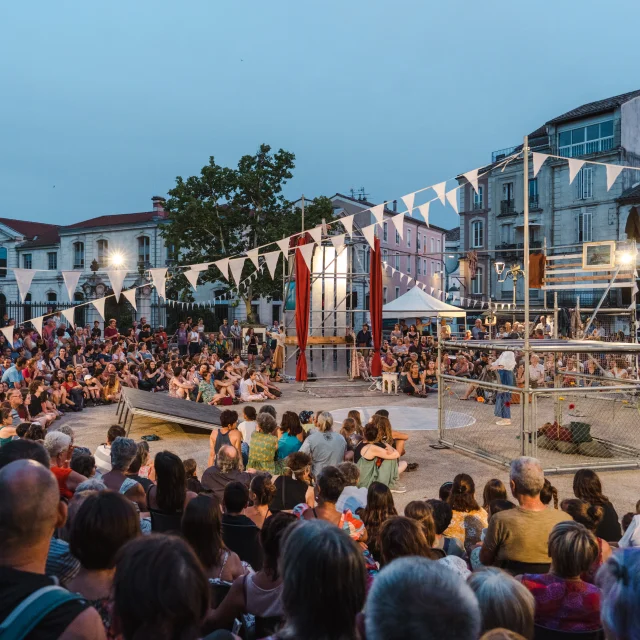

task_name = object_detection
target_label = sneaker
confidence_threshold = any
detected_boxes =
[391,485,407,493]
[496,419,512,426]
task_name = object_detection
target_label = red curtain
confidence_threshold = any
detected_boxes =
[295,237,311,381]
[369,236,383,377]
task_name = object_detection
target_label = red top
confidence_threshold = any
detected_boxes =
[51,466,74,500]
[62,381,77,394]
[104,327,118,339]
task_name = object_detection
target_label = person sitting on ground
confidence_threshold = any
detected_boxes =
[181,494,246,584]
[372,410,411,458]
[336,461,368,513]
[243,473,276,529]
[356,481,397,562]
[426,498,468,559]
[270,451,315,513]
[517,521,602,633]
[572,468,622,543]
[404,500,437,552]
[0,460,106,639]
[468,568,535,640]
[277,410,304,463]
[378,516,439,567]
[101,437,147,513]
[94,425,126,476]
[247,411,279,474]
[299,411,346,479]
[480,457,571,575]
[44,431,87,500]
[444,472,489,554]
[201,444,253,504]
[356,421,404,493]
[221,481,263,570]
[208,409,243,468]
[66,492,141,637]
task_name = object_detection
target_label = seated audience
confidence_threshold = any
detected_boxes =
[444,472,489,554]
[356,422,403,492]
[378,516,439,566]
[299,411,346,478]
[94,425,126,476]
[221,481,263,570]
[208,409,242,467]
[270,451,315,512]
[201,444,253,503]
[356,481,397,562]
[572,468,622,542]
[335,461,368,513]
[101,437,147,512]
[243,473,276,529]
[247,411,279,474]
[426,498,466,558]
[404,500,437,551]
[44,431,87,499]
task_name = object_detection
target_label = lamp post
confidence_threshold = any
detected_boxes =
[494,262,524,326]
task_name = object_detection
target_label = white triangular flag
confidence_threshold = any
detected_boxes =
[445,189,459,214]
[228,258,245,285]
[1,326,14,347]
[418,202,430,227]
[13,268,35,303]
[362,224,376,249]
[149,268,167,299]
[214,258,229,281]
[606,164,624,191]
[390,267,396,276]
[123,289,137,311]
[190,262,210,272]
[62,271,82,301]
[430,287,434,294]
[297,243,315,271]
[277,238,291,255]
[432,182,446,205]
[62,307,76,328]
[568,158,585,185]
[263,251,280,279]
[92,297,105,320]
[402,193,415,215]
[246,249,260,269]
[106,270,127,302]
[341,215,354,236]
[463,169,479,194]
[330,234,346,250]
[391,212,404,238]
[308,226,323,244]
[31,316,43,338]
[371,204,385,226]
[532,152,548,178]
[185,269,200,291]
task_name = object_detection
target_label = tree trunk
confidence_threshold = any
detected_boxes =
[244,296,258,324]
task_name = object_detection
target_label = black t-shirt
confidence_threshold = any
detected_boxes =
[270,476,309,512]
[30,393,44,416]
[0,567,88,639]
[138,330,151,343]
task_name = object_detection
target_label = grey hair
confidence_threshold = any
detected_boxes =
[597,548,640,640]
[510,456,544,497]
[75,478,107,493]
[259,404,277,419]
[256,412,277,435]
[110,437,138,472]
[316,411,334,433]
[216,445,240,473]
[57,425,75,444]
[365,557,481,640]
[337,462,360,486]
[467,567,534,639]
[44,431,71,459]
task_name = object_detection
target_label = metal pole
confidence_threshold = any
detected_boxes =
[554,291,559,338]
[523,136,532,454]
[543,237,548,310]
[512,278,516,325]
[437,322,444,440]
[301,194,305,233]
[582,265,622,338]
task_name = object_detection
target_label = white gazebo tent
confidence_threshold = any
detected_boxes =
[383,286,466,319]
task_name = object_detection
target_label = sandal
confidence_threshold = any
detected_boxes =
[406,462,419,472]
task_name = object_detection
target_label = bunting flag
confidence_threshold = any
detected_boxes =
[391,212,404,237]
[263,251,280,279]
[445,189,459,214]
[62,307,76,328]
[330,234,346,250]
[362,224,376,250]
[228,257,245,285]
[184,269,201,291]
[568,158,585,185]
[430,287,434,294]
[123,289,137,311]
[276,238,291,255]
[371,204,385,226]
[418,202,430,227]
[1,325,14,346]
[13,269,36,303]
[532,152,548,178]
[246,249,260,269]
[31,316,43,338]
[463,169,479,194]
[92,297,106,320]
[62,271,82,301]
[149,268,167,299]
[297,242,315,271]
[308,226,323,244]
[432,182,446,205]
[607,164,624,191]
[190,262,210,273]
[401,193,415,215]
[214,258,229,281]
[106,270,127,302]
[341,214,354,237]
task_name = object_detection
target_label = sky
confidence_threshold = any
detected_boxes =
[2,0,640,230]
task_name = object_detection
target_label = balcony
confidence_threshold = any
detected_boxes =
[472,201,484,211]
[492,145,519,163]
[516,241,542,250]
[500,200,515,215]
[529,195,539,209]
[558,137,614,158]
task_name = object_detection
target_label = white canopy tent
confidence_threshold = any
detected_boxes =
[382,286,466,319]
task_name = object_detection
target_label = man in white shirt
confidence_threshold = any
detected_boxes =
[528,354,546,388]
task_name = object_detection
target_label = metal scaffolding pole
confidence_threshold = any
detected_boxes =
[523,135,532,456]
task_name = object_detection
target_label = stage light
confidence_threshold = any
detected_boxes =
[619,252,634,265]
[110,252,125,267]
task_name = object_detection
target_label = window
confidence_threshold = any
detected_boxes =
[394,254,400,270]
[22,254,32,269]
[47,252,57,270]
[364,247,370,272]
[46,292,57,303]
[382,249,388,263]
[383,287,388,304]
[395,230,400,244]
[575,167,593,200]
[471,266,483,294]
[430,238,435,254]
[407,257,411,274]
[417,260,421,275]
[436,239,440,253]
[529,178,539,207]
[579,208,593,243]
[394,287,400,299]
[471,220,484,248]
[422,258,427,275]
[73,242,84,269]
[558,120,614,158]
[417,235,421,251]
[97,239,109,268]
[166,242,177,265]
[0,247,7,278]
[473,185,484,210]
[422,235,427,252]
[138,236,150,265]
[406,229,412,248]
[501,224,512,245]
[383,222,388,242]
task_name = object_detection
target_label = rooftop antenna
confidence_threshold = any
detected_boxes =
[349,187,369,202]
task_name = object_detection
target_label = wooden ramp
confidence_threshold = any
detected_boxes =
[117,388,222,435]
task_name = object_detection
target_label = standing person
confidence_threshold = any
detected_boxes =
[271,324,286,381]
[245,328,259,366]
[219,318,231,353]
[299,411,346,479]
[356,323,372,357]
[187,324,200,356]
[572,469,622,543]
[491,350,516,426]
[104,319,119,341]
[230,319,243,356]
[174,322,188,356]
[153,325,168,352]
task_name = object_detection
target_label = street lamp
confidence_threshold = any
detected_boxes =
[494,262,524,323]
[110,252,125,268]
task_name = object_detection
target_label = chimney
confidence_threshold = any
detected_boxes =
[152,196,166,217]
[392,200,397,212]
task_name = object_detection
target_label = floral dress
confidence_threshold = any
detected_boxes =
[246,431,278,474]
[443,507,488,554]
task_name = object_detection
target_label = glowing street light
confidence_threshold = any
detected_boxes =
[619,251,635,265]
[110,252,125,268]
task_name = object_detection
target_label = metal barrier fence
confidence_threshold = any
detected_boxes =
[284,345,353,381]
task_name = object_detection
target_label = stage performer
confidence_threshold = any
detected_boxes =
[230,319,243,355]
[491,351,516,426]
[270,325,286,382]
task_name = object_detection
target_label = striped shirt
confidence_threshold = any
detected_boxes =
[94,444,112,476]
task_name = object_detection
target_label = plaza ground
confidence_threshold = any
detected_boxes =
[57,381,640,514]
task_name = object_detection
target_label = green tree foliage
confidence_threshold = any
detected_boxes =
[161,144,332,321]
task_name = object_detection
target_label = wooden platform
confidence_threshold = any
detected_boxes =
[117,388,222,435]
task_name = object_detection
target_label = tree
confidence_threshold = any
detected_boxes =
[162,144,333,323]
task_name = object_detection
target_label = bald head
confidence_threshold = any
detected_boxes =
[216,445,239,472]
[0,460,61,554]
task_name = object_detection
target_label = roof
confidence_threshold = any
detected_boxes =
[618,182,640,203]
[383,286,466,319]
[0,218,61,248]
[546,89,640,126]
[64,211,162,230]
[445,227,460,241]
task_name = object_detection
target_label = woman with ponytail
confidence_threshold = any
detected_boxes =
[443,473,488,554]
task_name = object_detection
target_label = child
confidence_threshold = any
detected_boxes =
[83,374,102,406]
[238,405,257,445]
